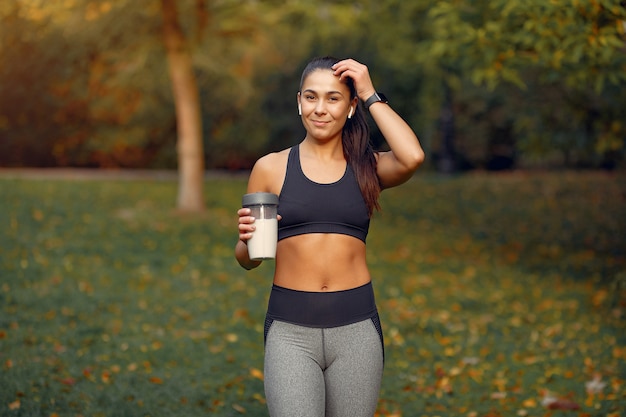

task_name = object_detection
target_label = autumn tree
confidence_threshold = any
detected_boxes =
[424,0,626,168]
[1,0,625,172]
[161,0,204,211]
[367,0,626,169]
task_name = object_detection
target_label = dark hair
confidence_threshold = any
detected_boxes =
[299,56,381,216]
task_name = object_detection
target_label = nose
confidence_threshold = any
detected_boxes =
[314,100,327,114]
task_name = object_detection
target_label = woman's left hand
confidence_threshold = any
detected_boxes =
[331,59,376,102]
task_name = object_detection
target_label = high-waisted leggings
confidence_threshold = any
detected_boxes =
[263,283,384,417]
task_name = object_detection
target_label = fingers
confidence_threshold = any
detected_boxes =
[238,208,255,241]
[332,59,366,80]
[331,59,375,100]
[237,209,281,241]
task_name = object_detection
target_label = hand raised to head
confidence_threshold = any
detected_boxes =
[331,59,376,102]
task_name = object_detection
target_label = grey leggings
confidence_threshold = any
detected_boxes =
[264,319,384,417]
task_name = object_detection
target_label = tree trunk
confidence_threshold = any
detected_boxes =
[161,0,205,211]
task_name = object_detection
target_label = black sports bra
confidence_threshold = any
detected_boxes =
[277,145,370,242]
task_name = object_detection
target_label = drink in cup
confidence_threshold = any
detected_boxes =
[242,192,279,260]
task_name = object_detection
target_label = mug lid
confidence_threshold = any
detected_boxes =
[242,192,279,206]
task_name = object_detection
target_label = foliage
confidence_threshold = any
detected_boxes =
[416,0,626,90]
[0,0,170,167]
[1,172,624,416]
[0,0,625,169]
[389,0,626,168]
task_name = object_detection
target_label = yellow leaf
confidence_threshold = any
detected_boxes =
[250,367,264,380]
[8,400,20,410]
[101,371,111,384]
[444,346,456,357]
[33,209,43,221]
[522,398,537,407]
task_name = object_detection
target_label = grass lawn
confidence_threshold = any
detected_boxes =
[1,171,624,417]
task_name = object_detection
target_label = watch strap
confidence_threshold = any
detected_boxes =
[364,92,388,110]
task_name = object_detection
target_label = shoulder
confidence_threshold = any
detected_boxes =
[252,148,290,179]
[255,148,290,170]
[247,147,291,194]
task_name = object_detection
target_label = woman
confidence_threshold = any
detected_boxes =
[235,57,424,416]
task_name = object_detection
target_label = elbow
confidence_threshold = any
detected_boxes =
[394,150,425,187]
[404,133,426,172]
[405,148,425,173]
[414,149,426,168]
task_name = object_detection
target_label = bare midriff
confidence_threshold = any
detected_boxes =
[273,233,371,292]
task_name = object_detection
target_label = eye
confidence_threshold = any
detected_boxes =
[304,94,316,101]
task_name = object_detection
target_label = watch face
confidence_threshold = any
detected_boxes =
[377,93,388,103]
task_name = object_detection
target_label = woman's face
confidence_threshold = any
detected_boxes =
[298,69,355,142]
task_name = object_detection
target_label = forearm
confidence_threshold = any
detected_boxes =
[369,102,424,169]
[235,239,262,270]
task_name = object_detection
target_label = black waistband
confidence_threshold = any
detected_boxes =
[266,282,378,328]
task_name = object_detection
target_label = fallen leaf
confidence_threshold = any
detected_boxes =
[59,377,76,386]
[541,391,580,410]
[249,367,264,380]
[462,356,480,365]
[252,393,265,404]
[547,399,580,410]
[101,371,111,384]
[522,398,537,407]
[33,209,44,221]
[585,373,606,394]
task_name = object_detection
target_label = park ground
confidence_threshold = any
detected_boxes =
[0,169,624,416]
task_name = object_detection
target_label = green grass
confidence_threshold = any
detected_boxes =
[1,172,624,417]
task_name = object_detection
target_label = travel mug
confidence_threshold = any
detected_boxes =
[242,192,279,260]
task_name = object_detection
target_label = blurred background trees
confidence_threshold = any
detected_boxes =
[1,0,625,172]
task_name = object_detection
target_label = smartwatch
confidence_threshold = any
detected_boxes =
[364,92,388,110]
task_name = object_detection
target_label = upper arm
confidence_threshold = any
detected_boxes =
[375,150,422,189]
[246,151,288,195]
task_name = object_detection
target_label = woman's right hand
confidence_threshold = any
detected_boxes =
[235,207,261,270]
[237,207,256,243]
[236,206,280,270]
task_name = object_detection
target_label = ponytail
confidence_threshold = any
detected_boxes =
[342,104,380,217]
